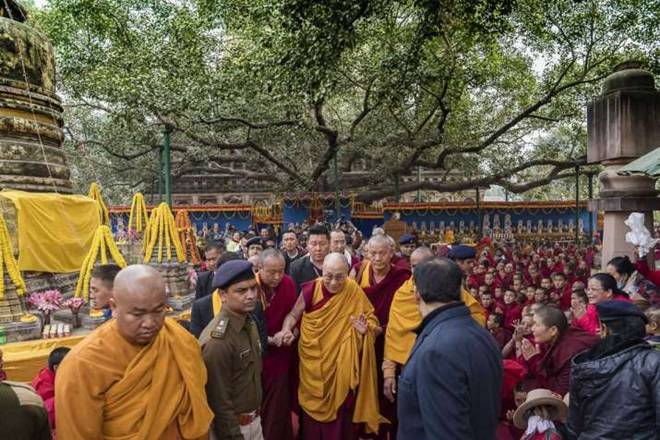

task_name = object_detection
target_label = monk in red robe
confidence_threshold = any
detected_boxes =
[353,234,410,439]
[274,253,384,440]
[256,249,299,440]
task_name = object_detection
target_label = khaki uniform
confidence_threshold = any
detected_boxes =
[202,307,263,440]
[0,381,51,440]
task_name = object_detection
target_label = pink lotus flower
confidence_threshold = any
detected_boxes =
[28,290,63,315]
[63,297,86,313]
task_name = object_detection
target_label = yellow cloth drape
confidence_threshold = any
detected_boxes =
[298,278,386,434]
[2,333,88,382]
[55,319,213,440]
[212,289,222,316]
[358,260,371,287]
[462,287,486,326]
[384,278,419,365]
[384,280,487,366]
[0,190,99,272]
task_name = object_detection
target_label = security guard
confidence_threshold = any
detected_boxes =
[201,260,263,440]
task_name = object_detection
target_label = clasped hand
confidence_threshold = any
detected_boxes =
[272,329,296,347]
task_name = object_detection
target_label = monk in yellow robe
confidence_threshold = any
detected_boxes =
[383,247,486,402]
[274,253,384,440]
[55,265,213,440]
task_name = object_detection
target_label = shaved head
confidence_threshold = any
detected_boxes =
[323,252,350,272]
[260,249,285,289]
[410,247,433,270]
[110,265,167,346]
[113,265,166,302]
[368,234,394,272]
[260,248,285,265]
[322,252,349,294]
[411,246,433,259]
[368,234,393,250]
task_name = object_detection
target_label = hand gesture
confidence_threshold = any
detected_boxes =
[571,302,586,319]
[383,377,397,403]
[351,314,368,335]
[521,338,539,360]
[512,320,524,342]
[273,330,294,346]
[282,330,296,346]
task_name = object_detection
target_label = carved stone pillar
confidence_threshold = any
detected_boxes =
[587,62,660,268]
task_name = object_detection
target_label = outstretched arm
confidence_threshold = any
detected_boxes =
[273,294,305,346]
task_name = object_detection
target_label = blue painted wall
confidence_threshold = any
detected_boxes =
[110,210,253,235]
[383,207,593,235]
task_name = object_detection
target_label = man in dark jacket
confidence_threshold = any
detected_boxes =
[195,241,225,300]
[397,257,502,440]
[288,224,330,292]
[568,300,660,440]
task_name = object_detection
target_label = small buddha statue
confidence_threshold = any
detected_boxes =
[444,227,455,244]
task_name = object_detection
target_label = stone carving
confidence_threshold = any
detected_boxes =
[0,3,72,192]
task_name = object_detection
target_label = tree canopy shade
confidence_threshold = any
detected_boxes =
[32,0,659,202]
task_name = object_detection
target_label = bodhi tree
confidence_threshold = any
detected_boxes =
[33,0,659,202]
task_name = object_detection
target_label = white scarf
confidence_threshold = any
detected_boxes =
[525,415,556,436]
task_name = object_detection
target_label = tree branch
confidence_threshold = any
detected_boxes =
[309,100,340,185]
[196,116,299,129]
[354,158,585,202]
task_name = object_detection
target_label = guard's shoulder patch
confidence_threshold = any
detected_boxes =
[211,318,229,339]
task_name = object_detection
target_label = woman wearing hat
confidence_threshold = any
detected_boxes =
[513,388,566,440]
[568,300,660,439]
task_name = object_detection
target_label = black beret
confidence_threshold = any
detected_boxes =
[246,237,264,248]
[399,233,417,245]
[212,260,255,290]
[447,245,476,260]
[596,300,648,323]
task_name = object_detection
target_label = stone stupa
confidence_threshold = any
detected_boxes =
[0,2,77,340]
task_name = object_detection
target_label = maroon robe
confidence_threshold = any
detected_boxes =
[496,271,513,289]
[356,262,410,440]
[259,274,298,440]
[299,280,357,440]
[501,302,522,332]
[525,327,598,395]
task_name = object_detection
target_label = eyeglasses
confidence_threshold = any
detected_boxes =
[323,274,346,282]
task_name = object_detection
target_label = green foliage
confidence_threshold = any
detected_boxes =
[29,0,660,203]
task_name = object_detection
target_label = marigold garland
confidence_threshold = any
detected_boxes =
[143,203,186,264]
[0,213,26,299]
[75,226,127,299]
[142,207,156,253]
[88,182,110,226]
[175,210,201,265]
[127,192,149,233]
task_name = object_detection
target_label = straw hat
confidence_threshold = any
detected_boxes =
[513,388,568,429]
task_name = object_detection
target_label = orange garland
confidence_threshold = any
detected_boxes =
[174,210,201,265]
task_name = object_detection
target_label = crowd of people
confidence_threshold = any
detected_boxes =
[1,221,659,440]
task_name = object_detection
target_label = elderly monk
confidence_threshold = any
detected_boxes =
[352,234,410,438]
[274,253,384,440]
[55,265,213,440]
[256,249,298,440]
[382,247,485,404]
